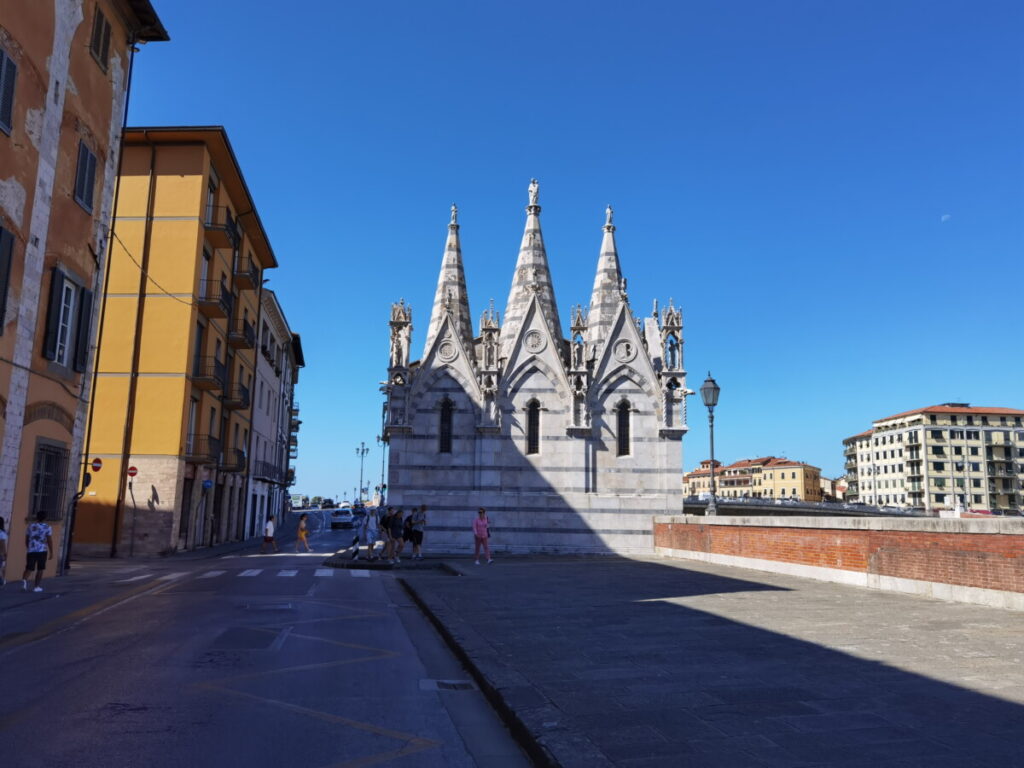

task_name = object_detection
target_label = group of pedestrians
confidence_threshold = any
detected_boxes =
[353,505,427,564]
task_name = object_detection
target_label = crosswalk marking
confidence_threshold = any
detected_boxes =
[239,569,262,577]
[198,570,226,579]
[350,570,370,578]
[315,568,334,578]
[277,570,298,577]
[115,574,152,583]
[158,572,187,581]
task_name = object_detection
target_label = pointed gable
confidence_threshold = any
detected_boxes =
[423,204,475,360]
[500,179,563,361]
[415,312,483,404]
[502,294,571,404]
[592,301,660,404]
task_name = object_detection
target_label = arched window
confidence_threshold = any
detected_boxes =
[526,400,540,454]
[439,398,454,453]
[616,400,631,456]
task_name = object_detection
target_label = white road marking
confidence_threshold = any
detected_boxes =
[314,568,334,578]
[157,572,187,581]
[350,570,370,578]
[114,574,152,583]
[239,569,262,577]
[277,570,298,577]
[198,570,226,579]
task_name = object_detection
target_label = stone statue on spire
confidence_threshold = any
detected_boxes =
[528,178,539,206]
[450,203,458,226]
[605,204,614,229]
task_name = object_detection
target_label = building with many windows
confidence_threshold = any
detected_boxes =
[0,3,166,578]
[246,289,302,538]
[75,126,278,556]
[383,182,691,553]
[843,404,1024,513]
[684,457,823,501]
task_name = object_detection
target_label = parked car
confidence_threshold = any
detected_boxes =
[330,506,356,529]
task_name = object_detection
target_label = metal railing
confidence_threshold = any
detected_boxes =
[204,205,240,247]
[198,280,234,318]
[191,356,227,390]
[184,435,222,463]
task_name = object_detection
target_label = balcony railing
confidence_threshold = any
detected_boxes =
[254,460,285,484]
[198,280,234,319]
[204,205,240,249]
[183,435,222,464]
[191,356,227,391]
[233,254,260,290]
[228,318,256,349]
[222,383,250,411]
[219,448,246,473]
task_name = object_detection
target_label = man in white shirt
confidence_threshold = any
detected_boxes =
[260,515,278,554]
[22,510,54,592]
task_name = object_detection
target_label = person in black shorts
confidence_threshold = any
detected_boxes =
[22,510,54,592]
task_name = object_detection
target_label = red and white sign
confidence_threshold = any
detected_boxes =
[127,466,138,478]
[91,458,103,472]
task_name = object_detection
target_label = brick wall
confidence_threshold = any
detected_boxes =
[654,517,1024,595]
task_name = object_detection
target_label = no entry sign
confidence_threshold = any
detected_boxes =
[91,458,102,472]
[127,466,138,478]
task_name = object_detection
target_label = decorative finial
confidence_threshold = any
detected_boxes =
[653,298,659,317]
[450,203,458,226]
[606,205,613,226]
[528,178,539,207]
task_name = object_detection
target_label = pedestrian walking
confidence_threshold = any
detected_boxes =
[389,508,405,563]
[22,510,54,592]
[261,515,279,554]
[0,517,8,586]
[381,506,394,561]
[295,513,312,553]
[472,507,492,565]
[354,507,378,560]
[410,504,427,560]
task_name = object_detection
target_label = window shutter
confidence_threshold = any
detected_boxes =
[100,18,111,66]
[73,286,93,372]
[42,268,65,360]
[74,142,88,206]
[0,52,16,133]
[0,227,13,334]
[85,149,97,210]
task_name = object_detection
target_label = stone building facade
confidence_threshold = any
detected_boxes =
[383,182,691,553]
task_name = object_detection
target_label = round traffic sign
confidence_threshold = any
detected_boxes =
[91,458,102,472]
[127,466,138,478]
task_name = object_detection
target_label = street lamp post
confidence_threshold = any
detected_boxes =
[355,442,369,503]
[376,434,386,498]
[700,373,721,517]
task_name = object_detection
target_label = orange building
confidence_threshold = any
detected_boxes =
[0,3,166,579]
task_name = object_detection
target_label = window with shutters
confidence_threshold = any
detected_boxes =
[0,47,16,135]
[42,269,92,369]
[0,226,13,334]
[30,441,70,521]
[89,6,112,71]
[526,400,540,455]
[74,141,98,212]
[616,400,631,456]
[439,398,454,454]
[54,280,76,366]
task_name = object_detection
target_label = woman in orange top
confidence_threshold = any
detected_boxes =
[296,513,312,553]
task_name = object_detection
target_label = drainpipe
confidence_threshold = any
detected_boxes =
[110,131,157,557]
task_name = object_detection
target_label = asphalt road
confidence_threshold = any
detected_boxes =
[0,512,529,768]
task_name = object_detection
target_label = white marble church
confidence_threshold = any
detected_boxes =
[383,181,692,553]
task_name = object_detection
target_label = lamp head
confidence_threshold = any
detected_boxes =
[700,372,720,409]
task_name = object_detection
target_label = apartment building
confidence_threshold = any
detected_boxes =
[843,404,1024,513]
[0,3,166,577]
[684,456,823,501]
[75,126,276,556]
[246,289,302,538]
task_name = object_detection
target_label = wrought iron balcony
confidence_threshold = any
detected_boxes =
[198,280,234,319]
[219,448,246,473]
[183,435,222,464]
[233,254,260,290]
[222,383,250,411]
[204,205,239,249]
[191,356,227,391]
[254,460,284,484]
[228,318,256,349]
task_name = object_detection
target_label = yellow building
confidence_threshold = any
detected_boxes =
[0,3,166,579]
[74,127,276,556]
[684,456,823,501]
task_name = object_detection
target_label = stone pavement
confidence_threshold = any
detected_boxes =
[403,555,1024,767]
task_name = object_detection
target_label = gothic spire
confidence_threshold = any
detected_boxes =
[423,203,475,359]
[585,204,623,346]
[500,179,563,359]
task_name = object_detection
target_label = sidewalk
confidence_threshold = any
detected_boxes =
[402,554,1024,767]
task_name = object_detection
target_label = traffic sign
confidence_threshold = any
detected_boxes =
[91,458,102,472]
[127,466,138,478]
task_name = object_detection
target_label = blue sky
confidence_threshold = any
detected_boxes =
[127,0,1024,496]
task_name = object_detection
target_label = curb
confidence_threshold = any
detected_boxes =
[400,578,615,768]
